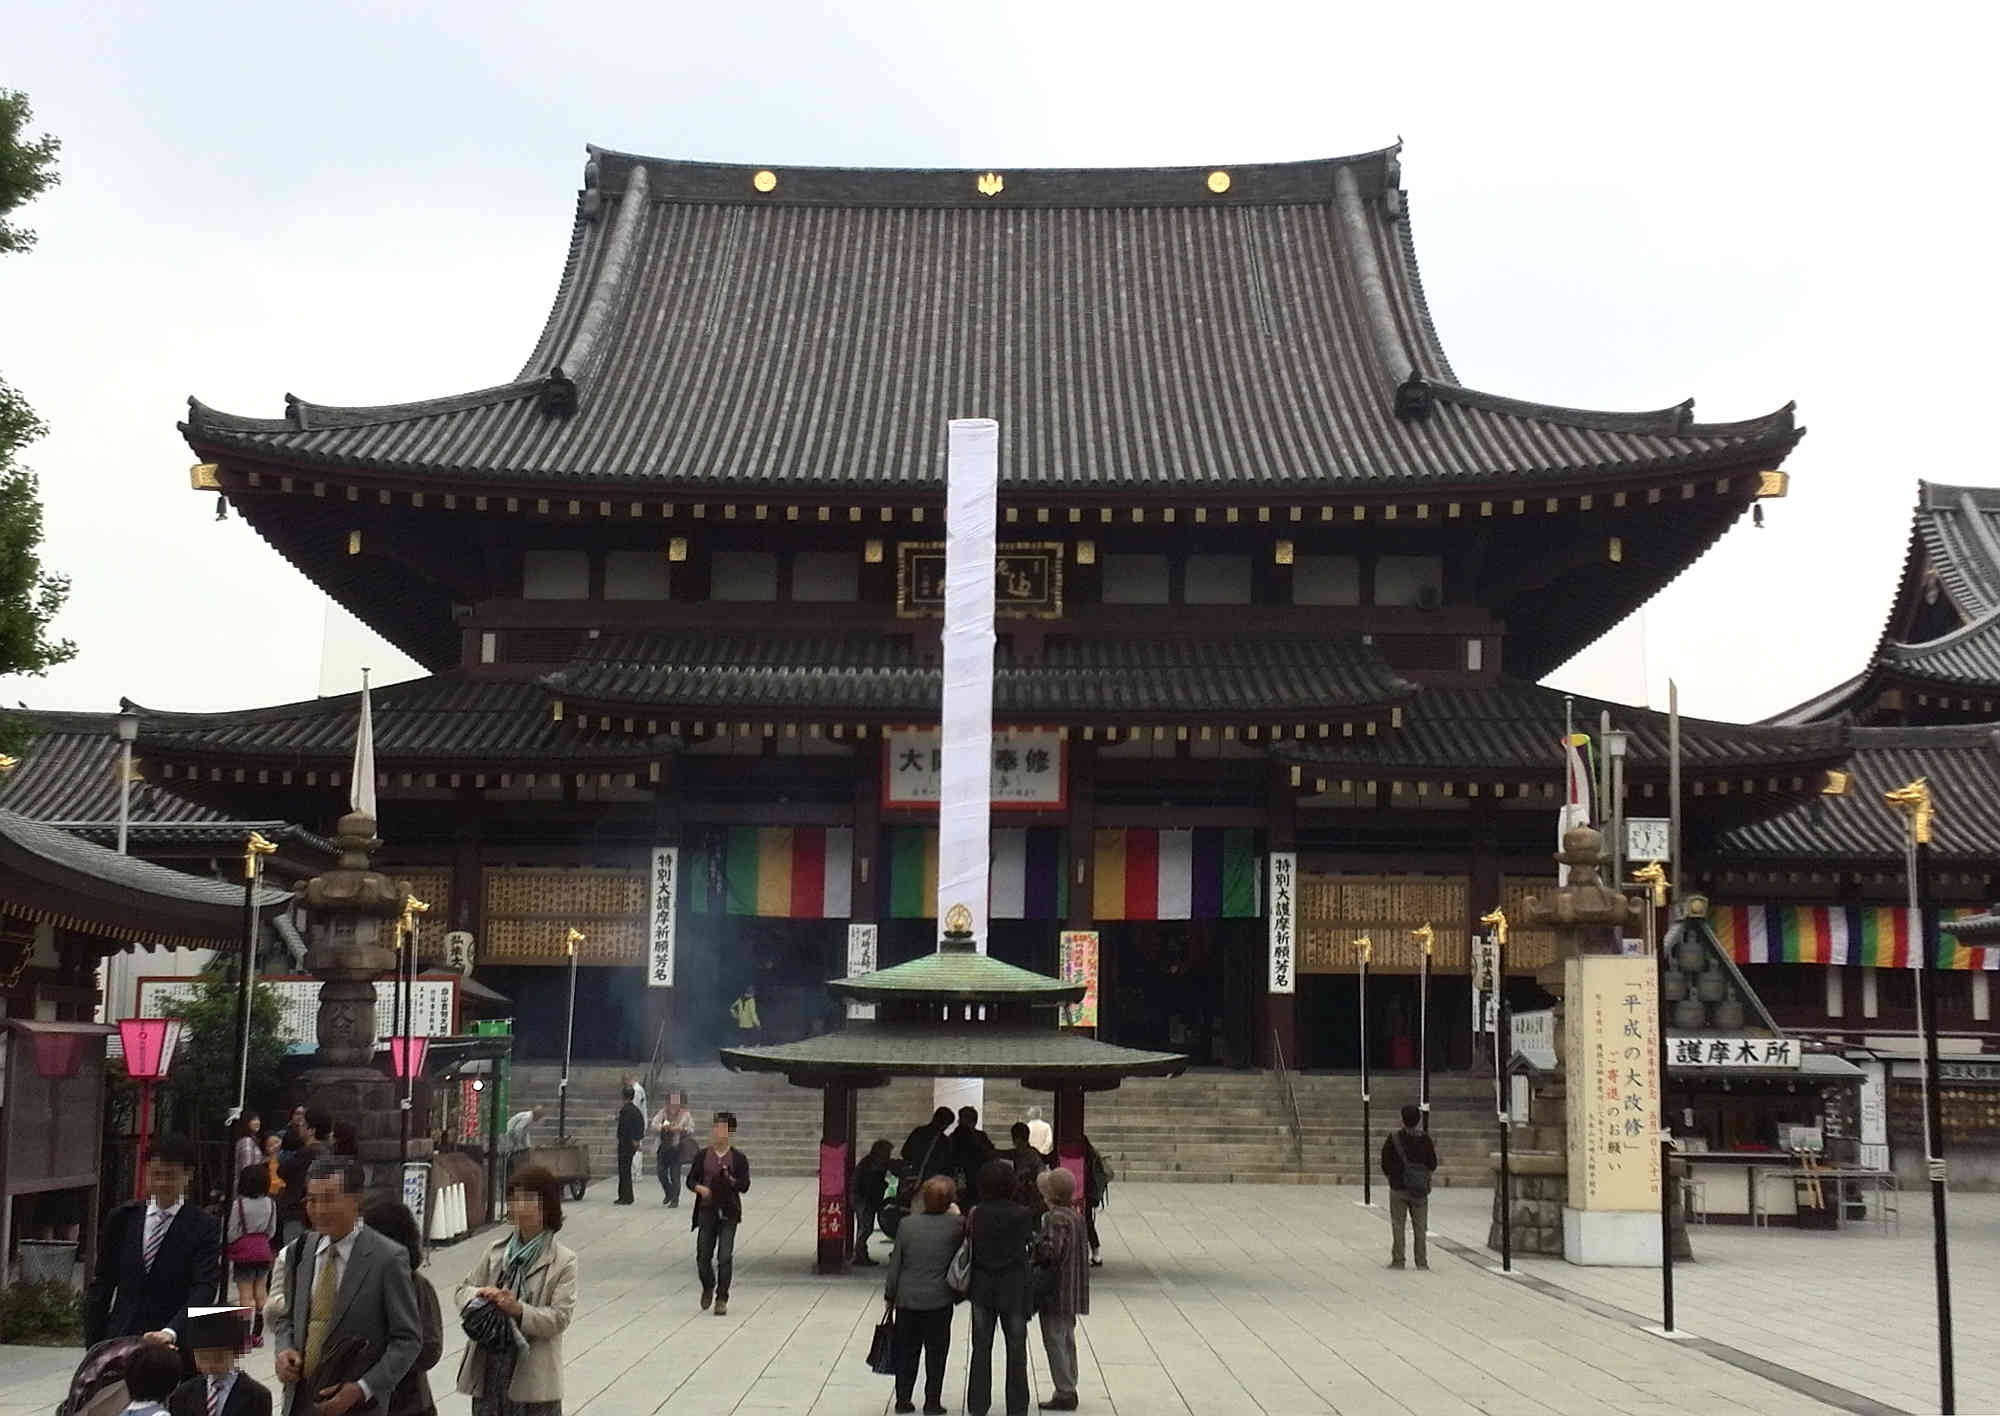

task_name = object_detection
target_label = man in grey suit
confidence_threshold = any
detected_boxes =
[269,1157,421,1416]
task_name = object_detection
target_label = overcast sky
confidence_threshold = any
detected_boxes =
[5,3,1993,726]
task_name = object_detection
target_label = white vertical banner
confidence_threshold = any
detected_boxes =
[936,417,999,1117]
[1267,852,1296,993]
[846,924,879,1020]
[647,847,678,988]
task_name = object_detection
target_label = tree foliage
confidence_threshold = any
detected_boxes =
[0,91,59,255]
[0,91,70,754]
[161,970,291,1140]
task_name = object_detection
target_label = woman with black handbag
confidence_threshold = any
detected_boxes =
[455,1166,577,1416]
[883,1176,963,1415]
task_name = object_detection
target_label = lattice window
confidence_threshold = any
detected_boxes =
[1297,874,1467,973]
[482,867,646,965]
[1500,876,1559,971]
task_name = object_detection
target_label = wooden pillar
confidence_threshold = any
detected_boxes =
[817,1082,853,1274]
[1261,763,1297,1069]
[854,744,881,928]
[1053,1083,1087,1211]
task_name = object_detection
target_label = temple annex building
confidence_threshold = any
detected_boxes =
[7,143,1994,1183]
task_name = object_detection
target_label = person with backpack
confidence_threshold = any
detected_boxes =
[1380,1104,1438,1270]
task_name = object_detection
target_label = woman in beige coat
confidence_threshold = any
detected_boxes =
[456,1164,578,1416]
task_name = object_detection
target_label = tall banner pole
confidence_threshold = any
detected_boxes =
[1632,863,1673,1330]
[934,418,999,1119]
[560,927,583,1142]
[1358,936,1372,1206]
[1412,924,1433,1133]
[222,831,274,1301]
[1887,780,1954,1413]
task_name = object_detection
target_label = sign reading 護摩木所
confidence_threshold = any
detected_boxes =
[1565,955,1661,1212]
[648,846,677,988]
[1668,1035,1802,1069]
[882,728,1066,809]
[897,541,1062,619]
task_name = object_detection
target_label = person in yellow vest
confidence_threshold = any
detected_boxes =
[729,987,761,1045]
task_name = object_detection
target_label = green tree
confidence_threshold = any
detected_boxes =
[0,92,71,755]
[161,971,290,1141]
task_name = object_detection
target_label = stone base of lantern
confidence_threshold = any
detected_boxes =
[307,1069,435,1205]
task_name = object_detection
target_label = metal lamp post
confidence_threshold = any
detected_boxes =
[1630,860,1673,1332]
[1411,924,1433,1133]
[1357,935,1372,1206]
[1479,907,1511,1270]
[118,1017,183,1200]
[1886,778,1954,1414]
[396,896,431,1168]
[114,713,138,855]
[559,927,584,1142]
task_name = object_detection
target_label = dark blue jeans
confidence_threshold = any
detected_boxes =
[968,1303,1029,1415]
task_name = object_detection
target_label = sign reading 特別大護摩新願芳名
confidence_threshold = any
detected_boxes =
[647,846,677,989]
[1266,853,1296,995]
[1668,1035,1802,1070]
[882,728,1066,808]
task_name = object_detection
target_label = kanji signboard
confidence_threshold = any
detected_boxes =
[882,728,1066,809]
[1059,930,1099,1027]
[647,846,678,988]
[896,541,1063,619]
[1565,956,1661,1211]
[846,924,878,1020]
[1668,1035,1802,1069]
[1267,853,1296,994]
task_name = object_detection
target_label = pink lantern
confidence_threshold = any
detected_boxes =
[118,1017,184,1201]
[388,1035,430,1080]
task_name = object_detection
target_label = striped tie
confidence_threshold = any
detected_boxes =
[207,1379,224,1416]
[142,1211,166,1270]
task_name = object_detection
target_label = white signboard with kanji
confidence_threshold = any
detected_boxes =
[1471,932,1499,1033]
[881,728,1066,809]
[648,846,678,988]
[138,975,457,1055]
[1668,1035,1802,1070]
[845,924,878,1020]
[1267,853,1296,994]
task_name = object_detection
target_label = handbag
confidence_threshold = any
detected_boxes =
[944,1206,974,1302]
[227,1198,274,1265]
[865,1313,898,1376]
[460,1296,522,1356]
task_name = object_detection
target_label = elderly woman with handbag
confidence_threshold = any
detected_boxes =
[1032,1167,1090,1412]
[455,1165,578,1416]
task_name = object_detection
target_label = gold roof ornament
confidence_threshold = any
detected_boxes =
[752,170,777,193]
[1477,906,1508,945]
[1822,769,1851,796]
[1410,922,1434,956]
[1884,777,1935,846]
[944,902,975,935]
[0,754,16,775]
[1207,169,1231,194]
[975,172,1004,197]
[1756,470,1790,498]
[1631,860,1668,908]
[242,830,278,878]
[190,463,222,491]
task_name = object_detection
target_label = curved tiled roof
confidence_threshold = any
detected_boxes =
[0,712,226,822]
[184,146,1798,495]
[1709,724,2000,862]
[128,675,664,763]
[1275,679,1843,775]
[720,1025,1185,1082]
[829,940,1083,1004]
[545,633,1414,720]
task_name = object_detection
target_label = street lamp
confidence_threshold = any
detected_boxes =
[559,927,584,1142]
[118,1017,183,1201]
[114,714,139,856]
[1602,729,1630,883]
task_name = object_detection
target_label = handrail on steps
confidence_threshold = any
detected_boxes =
[1271,1029,1305,1168]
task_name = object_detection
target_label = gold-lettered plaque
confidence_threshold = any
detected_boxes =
[896,541,1063,619]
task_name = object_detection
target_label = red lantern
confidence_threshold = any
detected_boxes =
[118,1018,184,1201]
[388,1035,430,1080]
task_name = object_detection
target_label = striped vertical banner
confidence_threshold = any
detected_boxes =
[1092,829,1258,920]
[888,828,1067,920]
[723,827,854,918]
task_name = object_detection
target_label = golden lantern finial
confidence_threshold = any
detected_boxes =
[1356,935,1372,964]
[1410,922,1434,956]
[565,926,586,957]
[0,753,18,775]
[243,830,278,878]
[1884,778,1934,846]
[1478,906,1509,945]
[1631,861,1668,908]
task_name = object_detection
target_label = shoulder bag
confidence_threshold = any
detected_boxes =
[227,1197,274,1266]
[944,1206,974,1302]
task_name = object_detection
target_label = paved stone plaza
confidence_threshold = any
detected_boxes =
[5,1181,1988,1416]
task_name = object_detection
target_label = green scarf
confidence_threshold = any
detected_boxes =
[501,1227,550,1287]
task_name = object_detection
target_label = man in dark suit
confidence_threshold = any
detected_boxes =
[269,1157,421,1416]
[85,1134,221,1349]
[614,1084,645,1205]
[168,1307,272,1416]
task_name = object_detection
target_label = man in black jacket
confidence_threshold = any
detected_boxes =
[900,1107,955,1183]
[614,1084,645,1204]
[1380,1104,1439,1270]
[687,1112,751,1315]
[86,1133,221,1349]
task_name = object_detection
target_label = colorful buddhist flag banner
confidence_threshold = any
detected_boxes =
[1708,902,1993,968]
[1093,828,1258,922]
[888,828,1068,920]
[722,827,853,918]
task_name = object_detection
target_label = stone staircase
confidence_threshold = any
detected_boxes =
[509,1064,1501,1190]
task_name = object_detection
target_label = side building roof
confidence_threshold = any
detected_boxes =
[184,146,1798,497]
